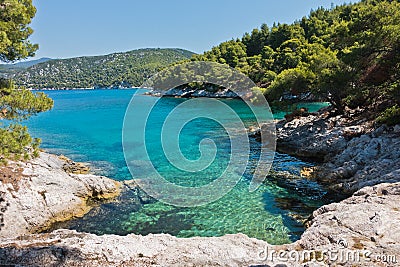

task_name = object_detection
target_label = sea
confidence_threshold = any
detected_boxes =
[25,88,332,244]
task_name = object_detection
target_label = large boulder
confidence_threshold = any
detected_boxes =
[0,152,121,238]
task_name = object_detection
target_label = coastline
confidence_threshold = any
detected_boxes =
[273,108,400,194]
[0,112,399,266]
[0,182,398,266]
[0,152,121,238]
[145,87,241,99]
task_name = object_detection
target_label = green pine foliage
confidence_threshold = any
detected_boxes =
[0,0,38,62]
[376,105,400,126]
[0,78,53,163]
[0,0,53,163]
[191,0,400,123]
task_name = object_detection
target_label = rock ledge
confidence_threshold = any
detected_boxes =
[0,152,121,239]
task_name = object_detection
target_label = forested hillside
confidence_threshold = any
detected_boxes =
[191,0,400,124]
[0,58,52,77]
[12,48,194,89]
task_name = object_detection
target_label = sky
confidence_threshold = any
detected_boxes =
[28,0,354,60]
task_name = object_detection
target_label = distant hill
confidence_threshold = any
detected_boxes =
[0,58,53,77]
[10,48,194,89]
[2,58,53,69]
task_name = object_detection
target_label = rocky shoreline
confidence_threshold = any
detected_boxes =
[0,111,399,266]
[145,86,240,99]
[0,182,399,266]
[0,152,121,239]
[273,108,400,195]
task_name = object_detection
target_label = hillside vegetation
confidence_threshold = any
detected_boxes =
[0,58,52,77]
[191,0,400,124]
[11,48,194,89]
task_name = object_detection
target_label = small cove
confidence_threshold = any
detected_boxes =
[26,89,336,244]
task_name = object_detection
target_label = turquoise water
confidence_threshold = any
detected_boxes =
[26,89,331,244]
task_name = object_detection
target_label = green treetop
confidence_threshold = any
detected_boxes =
[191,0,400,124]
[0,0,53,163]
[0,0,38,62]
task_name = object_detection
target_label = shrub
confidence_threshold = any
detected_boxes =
[376,105,400,126]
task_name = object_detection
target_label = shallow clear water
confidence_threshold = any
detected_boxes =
[26,89,331,244]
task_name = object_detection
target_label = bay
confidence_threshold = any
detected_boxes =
[26,89,331,244]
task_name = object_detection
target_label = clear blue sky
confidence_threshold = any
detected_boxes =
[29,0,353,60]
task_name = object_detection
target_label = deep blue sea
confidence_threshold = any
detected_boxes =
[26,89,331,244]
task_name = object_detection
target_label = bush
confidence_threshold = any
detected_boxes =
[0,79,53,163]
[0,124,41,164]
[376,105,400,126]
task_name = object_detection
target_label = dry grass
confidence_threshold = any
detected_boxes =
[0,165,26,191]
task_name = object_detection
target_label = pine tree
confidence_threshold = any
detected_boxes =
[0,0,53,163]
